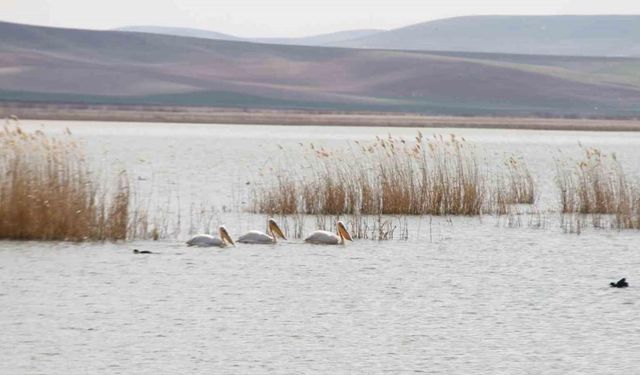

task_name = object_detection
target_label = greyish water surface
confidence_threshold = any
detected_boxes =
[1,121,640,374]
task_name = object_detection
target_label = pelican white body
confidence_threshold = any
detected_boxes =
[237,219,286,244]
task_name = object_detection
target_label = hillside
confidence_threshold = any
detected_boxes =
[115,16,640,57]
[252,29,383,46]
[115,26,383,46]
[1,21,640,117]
[115,26,242,42]
[335,15,640,57]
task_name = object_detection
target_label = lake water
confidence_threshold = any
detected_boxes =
[2,121,640,374]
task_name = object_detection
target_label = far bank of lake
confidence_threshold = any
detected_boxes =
[3,103,640,132]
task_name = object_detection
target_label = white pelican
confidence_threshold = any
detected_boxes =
[237,218,287,244]
[186,226,235,247]
[304,221,353,245]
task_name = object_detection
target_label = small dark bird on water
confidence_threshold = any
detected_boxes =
[609,278,629,288]
[133,249,153,254]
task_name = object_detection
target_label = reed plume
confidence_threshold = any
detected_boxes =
[0,125,130,241]
[252,133,533,216]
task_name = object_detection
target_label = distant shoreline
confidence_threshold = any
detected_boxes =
[3,102,640,132]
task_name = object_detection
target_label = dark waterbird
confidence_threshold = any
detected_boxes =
[132,249,153,254]
[609,278,629,288]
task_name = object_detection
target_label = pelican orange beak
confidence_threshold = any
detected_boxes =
[268,219,287,240]
[337,221,353,241]
[219,226,235,246]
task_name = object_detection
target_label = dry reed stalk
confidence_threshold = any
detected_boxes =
[251,133,520,217]
[270,214,305,239]
[555,147,640,230]
[504,156,535,204]
[556,148,629,214]
[493,156,535,214]
[0,125,130,241]
[303,214,406,240]
[253,175,299,215]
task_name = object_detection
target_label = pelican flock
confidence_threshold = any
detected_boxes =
[304,221,353,245]
[185,221,354,247]
[238,218,287,244]
[186,225,235,247]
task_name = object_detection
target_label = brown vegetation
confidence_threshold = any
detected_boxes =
[555,147,640,229]
[0,125,130,241]
[252,133,535,217]
[493,156,536,214]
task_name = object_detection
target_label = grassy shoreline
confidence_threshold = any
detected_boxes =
[3,103,640,131]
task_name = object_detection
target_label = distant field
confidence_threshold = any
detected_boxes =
[3,103,640,132]
[2,21,640,118]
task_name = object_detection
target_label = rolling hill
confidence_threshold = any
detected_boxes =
[117,16,640,57]
[115,26,383,46]
[116,26,242,42]
[335,15,640,57]
[2,20,640,117]
[252,29,383,46]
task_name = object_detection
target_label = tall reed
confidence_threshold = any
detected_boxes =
[0,125,130,241]
[493,156,536,214]
[555,147,640,229]
[252,133,534,216]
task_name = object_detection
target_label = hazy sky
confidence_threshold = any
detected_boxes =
[2,0,640,37]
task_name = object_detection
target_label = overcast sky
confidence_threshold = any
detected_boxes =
[2,0,640,37]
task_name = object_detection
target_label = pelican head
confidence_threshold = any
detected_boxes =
[336,221,353,242]
[218,225,235,246]
[268,218,287,240]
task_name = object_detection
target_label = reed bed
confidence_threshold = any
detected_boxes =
[493,156,536,214]
[0,125,130,241]
[252,133,535,217]
[555,147,640,230]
